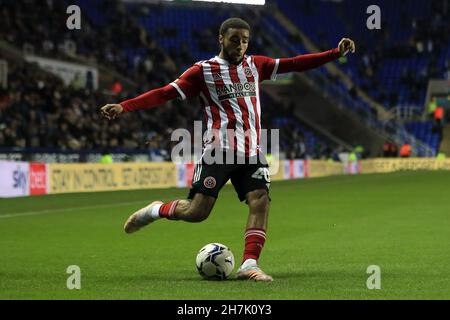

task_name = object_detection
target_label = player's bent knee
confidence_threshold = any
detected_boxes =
[186,204,213,222]
[186,194,215,222]
[187,208,211,222]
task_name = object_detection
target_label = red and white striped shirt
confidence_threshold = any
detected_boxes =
[121,49,341,157]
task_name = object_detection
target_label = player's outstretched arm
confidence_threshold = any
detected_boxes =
[279,37,356,73]
[100,84,179,120]
[253,38,356,81]
[100,64,202,120]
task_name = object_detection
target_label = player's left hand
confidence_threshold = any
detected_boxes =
[338,38,356,56]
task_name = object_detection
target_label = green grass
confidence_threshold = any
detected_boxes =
[1,171,450,299]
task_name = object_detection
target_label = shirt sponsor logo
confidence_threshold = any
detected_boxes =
[216,82,256,101]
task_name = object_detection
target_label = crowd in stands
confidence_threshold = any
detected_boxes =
[0,0,342,160]
[0,0,197,159]
[4,0,446,159]
[274,0,449,155]
[0,0,180,90]
[277,0,450,111]
[0,53,335,160]
[0,55,145,152]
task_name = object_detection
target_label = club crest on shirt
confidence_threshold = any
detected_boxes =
[244,67,252,77]
[212,73,222,81]
[203,176,217,189]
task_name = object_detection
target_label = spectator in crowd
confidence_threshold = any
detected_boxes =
[354,145,365,159]
[383,140,398,158]
[111,79,123,96]
[100,149,114,164]
[400,142,412,158]
[434,105,445,127]
[427,97,438,119]
[70,73,84,90]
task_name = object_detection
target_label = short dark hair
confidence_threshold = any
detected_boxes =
[219,18,250,36]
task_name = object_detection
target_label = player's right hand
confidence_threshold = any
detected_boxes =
[338,38,356,56]
[100,104,123,120]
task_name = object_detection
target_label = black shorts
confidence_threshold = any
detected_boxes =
[187,151,271,202]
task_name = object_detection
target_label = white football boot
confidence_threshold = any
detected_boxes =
[124,201,163,234]
[236,259,273,282]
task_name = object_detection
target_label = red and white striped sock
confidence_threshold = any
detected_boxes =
[243,228,266,263]
[158,200,180,220]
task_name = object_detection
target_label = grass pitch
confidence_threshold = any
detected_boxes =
[1,171,449,299]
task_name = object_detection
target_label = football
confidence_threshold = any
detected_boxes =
[195,243,235,280]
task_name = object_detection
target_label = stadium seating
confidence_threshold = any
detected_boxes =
[76,0,447,131]
[275,0,449,111]
[273,0,448,153]
[2,0,447,158]
[404,121,442,153]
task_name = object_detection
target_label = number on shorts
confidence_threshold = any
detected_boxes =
[251,167,271,183]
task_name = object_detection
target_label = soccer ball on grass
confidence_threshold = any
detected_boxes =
[195,243,235,280]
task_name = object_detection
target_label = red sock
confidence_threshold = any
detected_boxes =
[159,200,179,220]
[243,228,266,263]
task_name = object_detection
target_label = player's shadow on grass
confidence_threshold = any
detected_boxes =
[118,272,302,282]
[115,270,329,282]
[273,271,311,280]
[112,269,355,282]
[114,274,250,282]
[273,270,363,280]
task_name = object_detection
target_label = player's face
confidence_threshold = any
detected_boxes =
[220,28,250,64]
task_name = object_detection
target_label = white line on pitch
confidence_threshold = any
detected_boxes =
[0,200,153,219]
